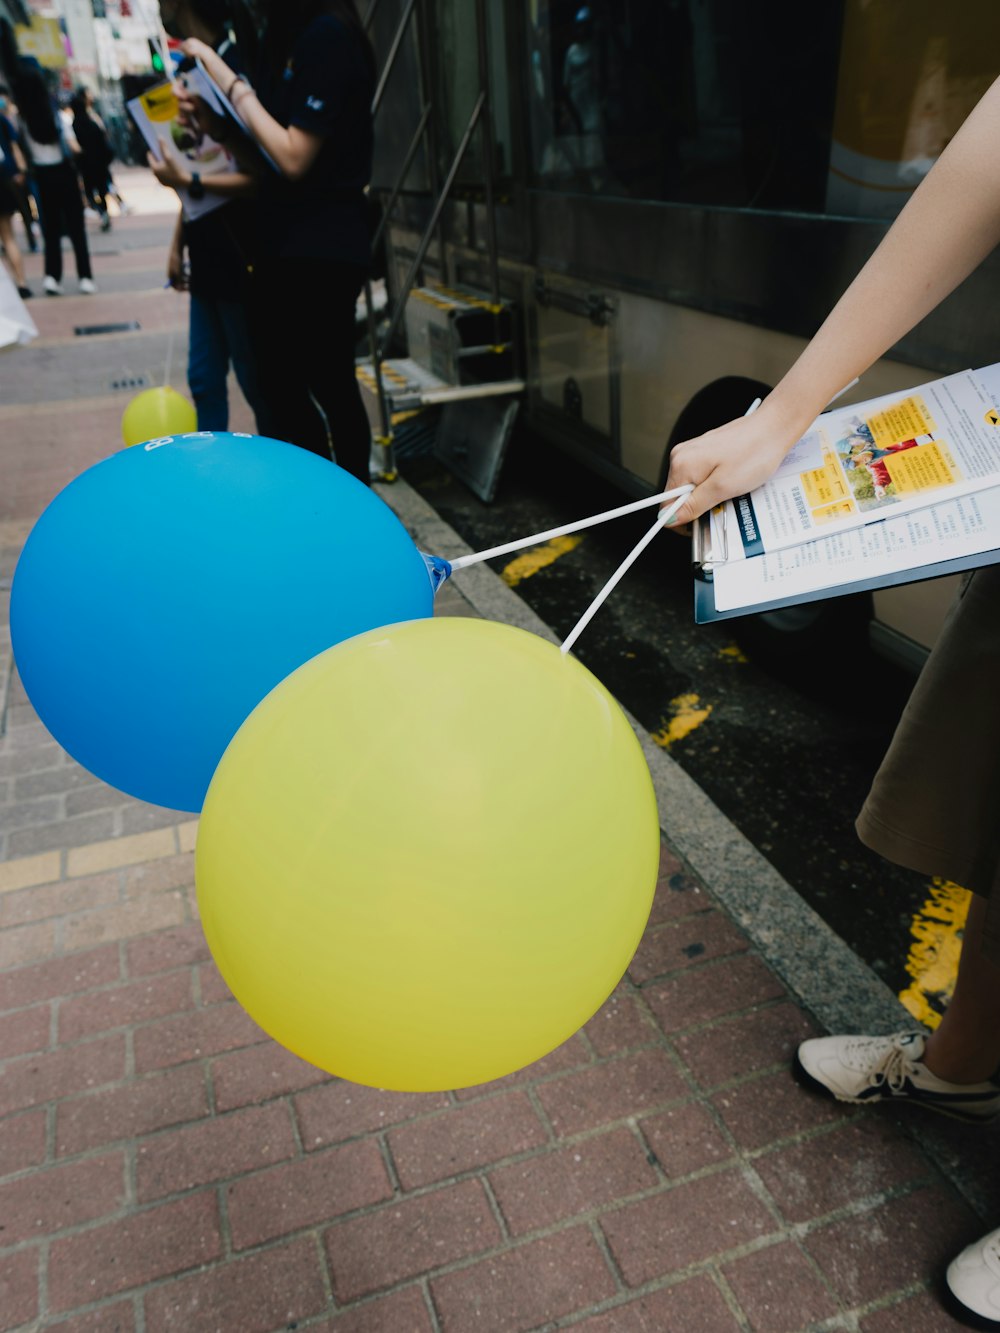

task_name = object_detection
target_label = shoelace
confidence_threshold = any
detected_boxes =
[845,1035,920,1089]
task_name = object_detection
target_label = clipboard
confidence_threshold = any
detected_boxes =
[693,511,1000,623]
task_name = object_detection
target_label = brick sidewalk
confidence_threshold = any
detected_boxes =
[0,174,989,1331]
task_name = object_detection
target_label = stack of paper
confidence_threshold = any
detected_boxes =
[695,363,1000,621]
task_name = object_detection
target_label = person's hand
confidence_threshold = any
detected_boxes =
[663,400,806,527]
[167,246,188,291]
[147,140,191,191]
[174,82,227,143]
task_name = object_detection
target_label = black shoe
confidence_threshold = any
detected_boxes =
[17,286,33,299]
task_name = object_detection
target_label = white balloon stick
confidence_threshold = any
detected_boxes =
[559,490,689,656]
[447,485,694,572]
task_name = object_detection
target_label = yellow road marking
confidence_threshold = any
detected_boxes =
[718,643,749,663]
[501,535,582,587]
[898,877,970,1029]
[651,693,713,749]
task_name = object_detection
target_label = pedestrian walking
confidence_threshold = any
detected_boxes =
[70,88,115,231]
[0,86,31,297]
[665,71,1000,1328]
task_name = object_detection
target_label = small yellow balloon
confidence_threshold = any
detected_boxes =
[196,618,660,1091]
[121,386,197,447]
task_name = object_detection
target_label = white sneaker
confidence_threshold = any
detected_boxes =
[947,1227,1000,1324]
[795,1031,1000,1123]
[43,275,62,296]
[79,278,97,295]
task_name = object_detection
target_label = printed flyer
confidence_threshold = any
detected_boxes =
[127,80,233,221]
[715,365,1000,561]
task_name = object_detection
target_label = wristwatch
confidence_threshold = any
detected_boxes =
[188,172,205,201]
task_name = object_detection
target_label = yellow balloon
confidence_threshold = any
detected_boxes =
[121,386,197,447]
[196,618,660,1091]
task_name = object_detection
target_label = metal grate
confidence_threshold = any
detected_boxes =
[109,374,150,392]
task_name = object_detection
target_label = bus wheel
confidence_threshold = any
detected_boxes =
[730,593,874,672]
[660,375,775,480]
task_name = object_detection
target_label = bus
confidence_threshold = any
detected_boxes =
[365,0,1000,667]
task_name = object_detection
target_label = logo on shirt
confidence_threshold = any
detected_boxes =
[306,95,325,111]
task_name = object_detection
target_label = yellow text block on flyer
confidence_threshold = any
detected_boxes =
[801,453,850,510]
[139,83,178,124]
[866,395,936,449]
[884,440,957,493]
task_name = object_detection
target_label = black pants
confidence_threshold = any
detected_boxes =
[248,258,371,484]
[35,161,91,283]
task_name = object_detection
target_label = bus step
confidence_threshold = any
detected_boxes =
[355,356,524,413]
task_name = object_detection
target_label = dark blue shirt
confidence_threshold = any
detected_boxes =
[256,14,374,264]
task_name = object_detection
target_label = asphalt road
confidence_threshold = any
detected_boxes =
[399,425,946,1019]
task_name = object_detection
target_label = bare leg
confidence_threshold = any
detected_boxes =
[923,893,1000,1083]
[0,213,28,290]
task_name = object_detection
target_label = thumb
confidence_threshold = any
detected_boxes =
[664,477,721,527]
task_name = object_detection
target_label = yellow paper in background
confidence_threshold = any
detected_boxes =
[801,452,851,510]
[139,84,178,124]
[884,440,957,492]
[866,395,936,448]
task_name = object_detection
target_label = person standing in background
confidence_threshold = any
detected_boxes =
[148,0,263,432]
[179,0,375,482]
[71,88,115,232]
[0,89,31,297]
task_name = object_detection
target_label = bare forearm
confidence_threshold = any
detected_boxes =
[766,75,1000,438]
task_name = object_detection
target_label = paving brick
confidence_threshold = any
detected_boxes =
[0,849,61,894]
[125,922,211,975]
[56,1065,209,1157]
[859,1287,970,1331]
[672,1002,818,1090]
[62,891,187,951]
[9,811,116,857]
[0,1001,50,1058]
[710,1069,849,1151]
[804,1185,980,1308]
[643,955,787,1034]
[0,795,60,833]
[601,1170,777,1286]
[309,1286,434,1332]
[66,828,176,877]
[430,1227,617,1332]
[133,1001,268,1073]
[0,1246,38,1333]
[45,1301,136,1333]
[135,1101,296,1201]
[388,1090,548,1190]
[198,960,233,1005]
[0,918,56,969]
[48,1192,223,1312]
[451,1033,592,1101]
[0,1034,126,1115]
[535,1048,687,1138]
[0,943,120,1011]
[295,1080,450,1149]
[227,1138,394,1249]
[0,871,119,929]
[755,1118,932,1224]
[0,742,62,778]
[0,1151,125,1244]
[142,1236,327,1332]
[490,1125,658,1236]
[58,971,193,1042]
[12,766,101,800]
[721,1240,841,1331]
[583,986,656,1057]
[647,868,711,925]
[570,1275,743,1332]
[123,852,194,898]
[638,1100,734,1178]
[212,1039,329,1112]
[629,910,750,984]
[325,1180,502,1301]
[0,1107,47,1176]
[64,785,125,817]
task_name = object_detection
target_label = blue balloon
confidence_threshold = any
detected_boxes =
[11,433,434,811]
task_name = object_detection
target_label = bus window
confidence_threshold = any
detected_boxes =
[432,0,514,185]
[525,0,1000,220]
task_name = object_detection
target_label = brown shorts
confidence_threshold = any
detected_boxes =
[856,564,1000,963]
